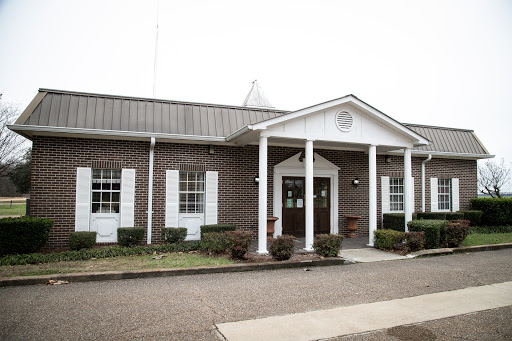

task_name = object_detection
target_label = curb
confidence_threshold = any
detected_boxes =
[411,242,512,257]
[0,258,347,287]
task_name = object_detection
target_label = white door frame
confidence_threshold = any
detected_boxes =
[273,152,339,237]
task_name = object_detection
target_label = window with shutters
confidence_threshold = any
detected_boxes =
[91,169,121,213]
[438,178,451,211]
[390,177,404,211]
[179,172,205,213]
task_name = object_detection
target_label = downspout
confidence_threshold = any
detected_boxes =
[147,137,156,244]
[421,154,432,212]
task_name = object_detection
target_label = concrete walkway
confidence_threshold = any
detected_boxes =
[339,248,411,263]
[217,281,512,341]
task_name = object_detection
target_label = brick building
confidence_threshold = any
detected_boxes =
[9,84,492,251]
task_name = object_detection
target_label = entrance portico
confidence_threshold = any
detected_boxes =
[227,95,428,253]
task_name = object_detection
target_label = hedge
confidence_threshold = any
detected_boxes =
[416,212,447,220]
[470,197,512,226]
[446,212,464,220]
[269,235,295,261]
[0,242,201,266]
[69,232,97,251]
[313,234,344,257]
[200,224,236,237]
[470,225,512,234]
[0,217,53,255]
[458,210,483,226]
[161,227,187,244]
[374,229,405,250]
[407,220,447,249]
[117,227,145,247]
[383,213,418,231]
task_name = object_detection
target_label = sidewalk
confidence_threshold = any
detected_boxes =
[216,281,512,341]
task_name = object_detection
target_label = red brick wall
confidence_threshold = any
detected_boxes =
[31,136,477,248]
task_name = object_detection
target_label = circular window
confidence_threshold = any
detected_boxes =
[335,111,353,132]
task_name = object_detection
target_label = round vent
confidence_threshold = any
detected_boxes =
[335,111,353,132]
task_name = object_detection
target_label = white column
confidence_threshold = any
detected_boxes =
[304,140,314,251]
[257,136,268,254]
[368,145,377,246]
[404,148,412,231]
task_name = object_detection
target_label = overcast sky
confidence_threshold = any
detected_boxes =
[1,0,511,165]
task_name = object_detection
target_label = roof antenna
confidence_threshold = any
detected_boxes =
[152,0,160,98]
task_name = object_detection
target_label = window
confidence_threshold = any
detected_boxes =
[389,177,404,211]
[179,172,205,213]
[91,169,121,213]
[438,178,451,211]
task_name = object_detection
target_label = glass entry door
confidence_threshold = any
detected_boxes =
[282,177,331,236]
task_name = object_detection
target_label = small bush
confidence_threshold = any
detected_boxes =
[408,220,447,249]
[69,231,96,251]
[200,224,236,237]
[445,221,470,247]
[446,212,464,220]
[200,232,230,254]
[0,217,53,255]
[382,213,418,231]
[269,235,295,261]
[374,229,405,250]
[161,227,187,244]
[405,231,425,252]
[470,197,512,226]
[416,212,447,220]
[313,234,344,257]
[470,225,512,234]
[225,231,252,260]
[117,227,145,247]
[0,242,201,266]
[458,210,483,226]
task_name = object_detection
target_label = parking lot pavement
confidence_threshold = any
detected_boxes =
[0,249,511,340]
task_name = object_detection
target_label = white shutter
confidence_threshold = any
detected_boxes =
[165,170,179,227]
[430,177,439,212]
[205,171,218,224]
[75,168,91,231]
[381,176,390,214]
[120,169,136,227]
[410,177,415,212]
[452,178,459,212]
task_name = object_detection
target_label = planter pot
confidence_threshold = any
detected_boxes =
[267,217,279,238]
[345,215,361,238]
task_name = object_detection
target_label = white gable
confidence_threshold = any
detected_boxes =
[274,152,340,171]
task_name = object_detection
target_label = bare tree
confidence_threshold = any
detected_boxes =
[0,100,28,177]
[478,159,511,198]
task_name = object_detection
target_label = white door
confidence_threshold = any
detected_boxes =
[90,169,121,242]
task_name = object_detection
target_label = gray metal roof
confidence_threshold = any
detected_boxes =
[16,89,288,137]
[404,124,489,155]
[11,89,491,158]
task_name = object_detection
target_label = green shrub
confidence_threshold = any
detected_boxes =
[225,231,252,260]
[0,242,201,266]
[269,235,295,261]
[374,229,405,250]
[200,224,236,237]
[407,220,447,249]
[161,227,187,244]
[469,225,512,234]
[69,232,96,251]
[446,212,464,220]
[200,232,230,254]
[313,234,344,257]
[445,221,470,247]
[416,212,447,220]
[458,210,483,226]
[117,227,145,247]
[470,197,512,226]
[382,213,418,231]
[405,231,425,252]
[0,217,53,255]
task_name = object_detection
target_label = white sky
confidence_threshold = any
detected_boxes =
[1,0,511,164]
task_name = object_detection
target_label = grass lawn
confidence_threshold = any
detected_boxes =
[0,252,234,278]
[0,203,26,217]
[461,232,512,247]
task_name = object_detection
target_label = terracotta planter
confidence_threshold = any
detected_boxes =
[345,215,361,238]
[267,217,279,238]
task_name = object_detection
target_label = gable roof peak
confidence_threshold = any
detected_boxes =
[242,80,274,109]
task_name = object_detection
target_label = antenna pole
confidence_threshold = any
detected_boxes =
[152,0,160,98]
